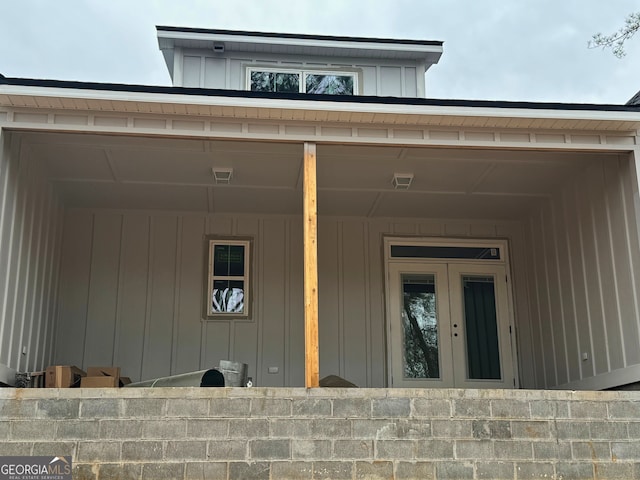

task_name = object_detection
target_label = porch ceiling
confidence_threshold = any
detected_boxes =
[24,131,610,220]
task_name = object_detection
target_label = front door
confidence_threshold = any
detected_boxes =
[386,245,515,388]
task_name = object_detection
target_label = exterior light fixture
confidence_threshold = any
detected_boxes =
[212,167,233,184]
[392,173,414,190]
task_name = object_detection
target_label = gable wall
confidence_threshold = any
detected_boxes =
[176,49,421,97]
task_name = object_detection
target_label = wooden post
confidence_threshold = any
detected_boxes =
[303,142,319,388]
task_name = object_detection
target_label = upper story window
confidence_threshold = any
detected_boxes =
[248,67,357,95]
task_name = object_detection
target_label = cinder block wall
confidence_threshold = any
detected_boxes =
[1,388,639,479]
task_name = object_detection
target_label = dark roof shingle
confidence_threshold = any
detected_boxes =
[627,90,640,105]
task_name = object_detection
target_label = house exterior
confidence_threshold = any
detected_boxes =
[1,26,640,392]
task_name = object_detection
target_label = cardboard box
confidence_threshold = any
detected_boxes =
[86,366,121,380]
[45,366,86,388]
[81,376,119,388]
[81,366,123,388]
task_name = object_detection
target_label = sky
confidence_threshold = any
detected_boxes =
[1,1,639,104]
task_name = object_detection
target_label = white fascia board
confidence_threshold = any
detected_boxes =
[2,84,640,128]
[157,30,443,57]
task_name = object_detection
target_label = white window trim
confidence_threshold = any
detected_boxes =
[246,66,359,95]
[205,237,252,319]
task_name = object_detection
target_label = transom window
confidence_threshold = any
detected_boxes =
[247,67,357,95]
[205,237,252,318]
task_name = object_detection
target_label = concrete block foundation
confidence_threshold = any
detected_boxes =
[0,387,639,479]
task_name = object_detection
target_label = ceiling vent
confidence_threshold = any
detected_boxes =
[213,43,225,53]
[392,173,414,190]
[212,167,233,184]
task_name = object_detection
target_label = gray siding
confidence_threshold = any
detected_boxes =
[0,131,63,381]
[525,156,640,389]
[54,211,531,388]
[177,49,422,97]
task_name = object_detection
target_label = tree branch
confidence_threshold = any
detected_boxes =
[403,298,432,378]
[589,12,640,58]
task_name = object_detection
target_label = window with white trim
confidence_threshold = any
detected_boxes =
[247,67,357,95]
[205,237,252,318]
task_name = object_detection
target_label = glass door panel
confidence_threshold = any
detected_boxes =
[388,263,453,388]
[401,274,440,379]
[462,275,501,380]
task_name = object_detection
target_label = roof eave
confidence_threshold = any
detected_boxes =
[156,27,444,64]
[1,81,640,132]
[155,25,444,47]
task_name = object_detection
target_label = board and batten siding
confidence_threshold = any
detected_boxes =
[0,131,64,384]
[178,49,421,98]
[525,156,640,390]
[54,211,533,388]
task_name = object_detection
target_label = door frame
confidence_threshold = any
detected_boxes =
[383,236,519,388]
[387,262,454,387]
